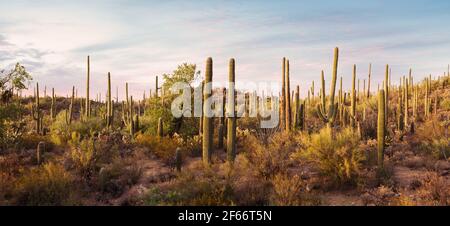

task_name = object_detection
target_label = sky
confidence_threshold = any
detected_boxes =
[1,0,450,100]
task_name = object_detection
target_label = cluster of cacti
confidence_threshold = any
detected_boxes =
[293,85,306,131]
[65,86,74,125]
[122,83,139,136]
[317,47,339,128]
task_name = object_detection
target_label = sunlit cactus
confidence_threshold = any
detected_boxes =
[202,57,213,167]
[227,58,237,164]
[317,47,339,128]
[378,89,386,171]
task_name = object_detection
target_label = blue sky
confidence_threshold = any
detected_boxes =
[1,0,449,99]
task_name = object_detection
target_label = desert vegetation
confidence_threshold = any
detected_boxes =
[1,48,449,206]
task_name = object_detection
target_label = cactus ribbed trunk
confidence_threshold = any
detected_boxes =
[367,64,372,98]
[285,59,291,132]
[294,85,300,129]
[157,117,163,137]
[202,57,213,167]
[317,47,339,128]
[86,56,90,119]
[377,89,386,171]
[227,58,237,164]
[50,88,55,120]
[384,65,389,128]
[106,72,113,128]
[350,64,356,128]
[280,58,286,130]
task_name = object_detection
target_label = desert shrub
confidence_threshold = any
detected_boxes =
[50,112,104,145]
[67,134,121,180]
[270,173,305,206]
[97,157,142,198]
[0,103,26,150]
[243,132,301,179]
[13,162,77,205]
[361,185,408,206]
[417,172,449,205]
[296,127,364,186]
[144,168,234,206]
[441,98,450,111]
[219,155,272,205]
[416,118,450,160]
[135,133,180,165]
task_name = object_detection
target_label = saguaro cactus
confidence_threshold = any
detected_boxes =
[280,58,286,130]
[36,142,45,165]
[285,59,291,132]
[202,57,213,167]
[50,88,55,120]
[378,89,386,171]
[350,64,357,128]
[106,73,113,128]
[65,86,74,125]
[86,56,91,118]
[384,65,389,128]
[175,147,182,172]
[293,85,300,129]
[227,58,237,163]
[367,63,372,98]
[31,83,43,134]
[317,47,339,128]
[157,117,163,137]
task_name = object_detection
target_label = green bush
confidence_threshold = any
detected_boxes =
[50,112,104,145]
[296,127,364,186]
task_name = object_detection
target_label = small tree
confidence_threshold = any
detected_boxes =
[0,63,33,104]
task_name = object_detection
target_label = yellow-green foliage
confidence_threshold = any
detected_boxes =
[416,118,450,160]
[144,169,234,206]
[441,98,450,111]
[135,133,180,164]
[13,162,77,205]
[243,132,301,178]
[50,112,103,145]
[297,127,364,186]
[270,173,305,206]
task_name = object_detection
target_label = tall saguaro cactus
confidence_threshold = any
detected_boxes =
[50,88,55,120]
[31,82,43,134]
[227,58,237,164]
[285,59,291,132]
[86,56,91,119]
[280,58,286,130]
[384,65,389,128]
[367,63,372,98]
[202,57,213,167]
[377,89,386,171]
[317,47,339,128]
[106,72,113,128]
[65,86,74,125]
[350,64,357,128]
